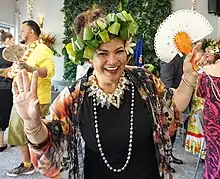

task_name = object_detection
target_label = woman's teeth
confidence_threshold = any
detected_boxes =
[105,67,118,71]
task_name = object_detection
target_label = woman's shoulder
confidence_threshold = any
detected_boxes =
[65,71,90,98]
[125,65,151,78]
[126,65,147,71]
[125,65,160,95]
[203,64,220,78]
[0,47,5,57]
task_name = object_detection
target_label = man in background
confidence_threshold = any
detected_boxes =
[7,20,55,177]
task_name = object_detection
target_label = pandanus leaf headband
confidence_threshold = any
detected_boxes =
[65,10,138,65]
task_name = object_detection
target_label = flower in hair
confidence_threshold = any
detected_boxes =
[202,39,220,56]
[125,38,136,54]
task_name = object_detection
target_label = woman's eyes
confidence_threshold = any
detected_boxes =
[116,50,125,54]
[98,52,108,57]
[97,50,124,56]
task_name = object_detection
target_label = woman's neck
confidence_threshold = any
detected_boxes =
[98,81,118,94]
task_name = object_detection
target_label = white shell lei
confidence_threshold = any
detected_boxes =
[87,72,131,109]
[92,82,135,172]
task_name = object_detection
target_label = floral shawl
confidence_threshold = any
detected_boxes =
[29,66,180,179]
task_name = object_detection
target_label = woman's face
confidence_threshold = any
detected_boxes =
[5,37,14,46]
[92,38,127,85]
[205,46,215,64]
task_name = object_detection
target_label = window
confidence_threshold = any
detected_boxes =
[0,21,14,34]
[0,21,14,46]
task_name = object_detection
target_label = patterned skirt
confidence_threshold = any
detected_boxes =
[185,110,206,159]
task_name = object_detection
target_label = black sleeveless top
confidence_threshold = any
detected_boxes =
[79,83,160,179]
[0,47,12,89]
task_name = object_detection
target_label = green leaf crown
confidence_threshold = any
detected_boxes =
[65,10,138,65]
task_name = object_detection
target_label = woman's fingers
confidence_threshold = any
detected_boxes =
[185,42,202,62]
[12,80,19,97]
[184,52,193,63]
[16,70,24,93]
[22,69,31,92]
[194,51,203,64]
[30,71,38,97]
[188,42,208,68]
[196,56,207,66]
[192,42,202,53]
[12,69,38,97]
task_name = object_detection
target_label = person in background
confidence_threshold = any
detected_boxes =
[160,54,187,172]
[11,8,206,179]
[196,40,220,179]
[185,40,219,159]
[0,30,14,152]
[6,20,55,177]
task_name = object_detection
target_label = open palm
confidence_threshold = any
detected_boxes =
[12,70,41,126]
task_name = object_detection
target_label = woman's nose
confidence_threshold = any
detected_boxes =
[204,51,209,57]
[107,55,118,65]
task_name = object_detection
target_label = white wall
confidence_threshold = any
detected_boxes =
[18,0,65,81]
[16,0,219,42]
[53,56,64,81]
[0,0,16,25]
[172,0,219,39]
[16,0,220,47]
[18,0,64,52]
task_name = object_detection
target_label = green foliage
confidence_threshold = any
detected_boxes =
[127,0,172,75]
[61,0,172,80]
[62,47,77,81]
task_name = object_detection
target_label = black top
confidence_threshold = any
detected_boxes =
[0,47,12,89]
[79,83,160,179]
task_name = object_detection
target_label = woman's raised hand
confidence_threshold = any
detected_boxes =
[12,69,41,129]
[183,42,205,77]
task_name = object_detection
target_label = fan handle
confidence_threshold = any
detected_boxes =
[174,32,200,71]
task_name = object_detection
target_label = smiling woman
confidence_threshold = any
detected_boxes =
[11,7,205,179]
[92,38,127,93]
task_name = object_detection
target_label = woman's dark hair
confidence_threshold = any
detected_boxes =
[0,29,13,43]
[22,20,41,36]
[73,8,102,36]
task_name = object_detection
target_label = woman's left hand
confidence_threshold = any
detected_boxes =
[183,42,206,78]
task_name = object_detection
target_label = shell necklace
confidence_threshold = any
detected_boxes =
[92,82,135,173]
[87,72,130,109]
